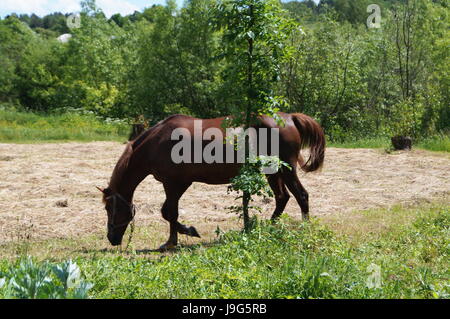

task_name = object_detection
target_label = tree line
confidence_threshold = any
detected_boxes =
[0,0,448,141]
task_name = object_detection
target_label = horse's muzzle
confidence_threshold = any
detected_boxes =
[107,232,123,246]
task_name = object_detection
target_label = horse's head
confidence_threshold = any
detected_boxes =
[97,187,135,246]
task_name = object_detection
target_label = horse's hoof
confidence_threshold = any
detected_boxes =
[188,226,201,238]
[158,242,177,252]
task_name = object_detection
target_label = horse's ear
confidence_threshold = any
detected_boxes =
[98,187,113,198]
[95,186,107,194]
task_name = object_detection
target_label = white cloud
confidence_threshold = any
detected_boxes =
[0,0,139,18]
[1,0,51,17]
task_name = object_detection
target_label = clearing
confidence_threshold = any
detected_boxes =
[0,142,449,248]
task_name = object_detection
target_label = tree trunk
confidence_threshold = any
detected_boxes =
[242,4,255,232]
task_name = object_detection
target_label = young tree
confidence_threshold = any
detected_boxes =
[215,0,295,231]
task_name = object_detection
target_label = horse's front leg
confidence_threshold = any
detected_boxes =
[159,208,201,251]
[159,199,179,251]
[176,222,201,238]
[159,182,199,251]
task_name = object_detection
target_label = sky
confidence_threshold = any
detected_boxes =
[0,0,320,19]
[0,0,182,18]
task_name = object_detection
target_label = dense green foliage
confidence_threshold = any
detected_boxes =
[1,205,447,298]
[0,0,448,143]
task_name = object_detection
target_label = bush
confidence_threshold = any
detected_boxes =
[0,258,93,299]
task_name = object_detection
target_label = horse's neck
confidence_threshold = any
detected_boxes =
[111,147,150,202]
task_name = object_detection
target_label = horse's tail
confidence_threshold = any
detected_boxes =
[291,113,326,173]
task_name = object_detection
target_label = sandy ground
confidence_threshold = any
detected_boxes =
[0,142,449,243]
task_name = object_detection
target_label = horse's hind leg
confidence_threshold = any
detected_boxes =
[280,165,310,221]
[267,174,290,220]
[159,182,199,251]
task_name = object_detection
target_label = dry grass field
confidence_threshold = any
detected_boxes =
[0,142,449,256]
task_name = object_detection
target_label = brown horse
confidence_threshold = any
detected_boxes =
[98,112,325,250]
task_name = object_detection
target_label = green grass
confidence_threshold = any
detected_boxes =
[328,137,388,149]
[416,135,450,153]
[1,203,448,299]
[329,135,450,152]
[0,108,129,143]
[1,108,448,152]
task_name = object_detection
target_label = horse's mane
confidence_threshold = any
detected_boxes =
[132,130,150,150]
[108,142,133,193]
[131,115,181,151]
[107,115,192,194]
[107,117,169,192]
